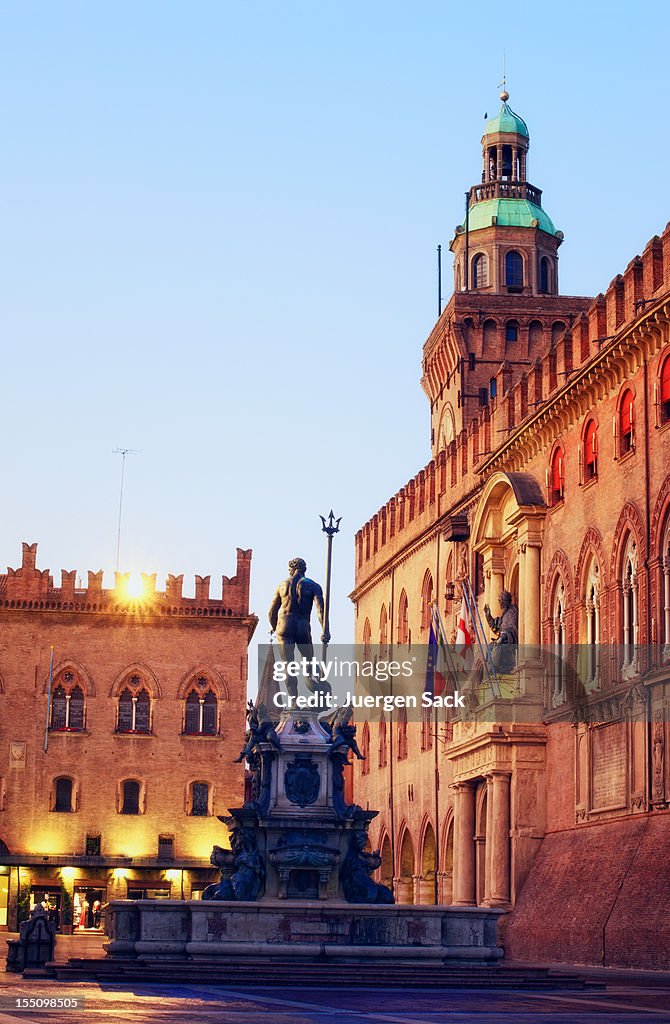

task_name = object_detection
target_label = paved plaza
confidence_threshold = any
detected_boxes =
[1,976,670,1024]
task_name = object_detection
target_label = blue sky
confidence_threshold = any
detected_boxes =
[1,1,668,686]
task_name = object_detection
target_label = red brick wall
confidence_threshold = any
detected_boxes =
[504,813,670,969]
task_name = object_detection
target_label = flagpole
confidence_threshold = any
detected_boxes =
[44,645,54,753]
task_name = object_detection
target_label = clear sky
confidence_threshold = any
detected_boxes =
[1,1,668,688]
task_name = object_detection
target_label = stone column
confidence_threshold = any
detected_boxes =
[517,542,527,647]
[487,770,511,906]
[452,782,476,905]
[512,146,518,182]
[525,543,541,648]
[484,779,494,904]
[496,145,502,180]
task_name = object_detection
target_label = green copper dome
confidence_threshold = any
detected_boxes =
[484,99,529,138]
[460,198,557,235]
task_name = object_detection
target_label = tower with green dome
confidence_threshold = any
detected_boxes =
[450,89,564,297]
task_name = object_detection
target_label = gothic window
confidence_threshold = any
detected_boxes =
[661,516,670,649]
[190,782,210,816]
[379,604,388,656]
[362,618,372,661]
[420,572,434,633]
[539,257,550,293]
[53,777,74,813]
[397,707,408,760]
[50,671,85,731]
[360,723,370,775]
[121,779,141,815]
[505,319,519,343]
[549,447,565,506]
[618,389,635,456]
[585,558,601,685]
[621,536,639,666]
[472,253,488,289]
[581,420,598,483]
[378,714,388,768]
[117,682,151,734]
[660,355,670,424]
[551,580,566,705]
[397,590,409,646]
[420,705,432,751]
[183,678,218,735]
[505,250,523,290]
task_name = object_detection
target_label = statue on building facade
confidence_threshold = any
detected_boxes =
[484,590,519,673]
[268,557,331,697]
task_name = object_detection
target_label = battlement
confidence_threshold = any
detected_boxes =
[0,543,253,618]
[355,222,670,582]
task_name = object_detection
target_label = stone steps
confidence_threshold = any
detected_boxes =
[50,957,602,990]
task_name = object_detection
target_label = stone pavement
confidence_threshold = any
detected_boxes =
[0,975,670,1023]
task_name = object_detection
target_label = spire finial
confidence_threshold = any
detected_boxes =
[499,52,508,102]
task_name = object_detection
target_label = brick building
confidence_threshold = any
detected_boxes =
[0,542,256,932]
[351,92,670,968]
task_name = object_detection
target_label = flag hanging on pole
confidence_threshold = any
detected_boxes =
[425,604,449,696]
[455,597,474,673]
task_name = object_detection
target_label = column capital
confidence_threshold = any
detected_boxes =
[486,769,512,782]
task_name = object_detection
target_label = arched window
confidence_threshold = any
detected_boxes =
[621,536,639,667]
[482,318,496,354]
[582,420,598,483]
[551,321,566,345]
[551,580,566,704]
[619,389,635,456]
[189,782,210,816]
[420,572,433,633]
[121,779,141,815]
[397,590,409,646]
[362,618,372,661]
[505,319,518,343]
[505,250,523,290]
[472,253,488,289]
[528,319,543,358]
[53,777,73,813]
[539,257,550,293]
[183,678,218,735]
[660,516,670,648]
[397,707,408,760]
[378,713,388,768]
[360,723,370,775]
[660,356,670,424]
[585,558,601,686]
[549,447,565,505]
[117,678,151,734]
[379,604,388,655]
[50,671,85,731]
[420,705,432,751]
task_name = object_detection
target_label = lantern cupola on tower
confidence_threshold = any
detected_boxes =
[450,90,563,296]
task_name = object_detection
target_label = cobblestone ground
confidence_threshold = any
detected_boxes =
[2,937,670,1023]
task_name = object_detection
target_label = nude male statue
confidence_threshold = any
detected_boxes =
[268,557,331,698]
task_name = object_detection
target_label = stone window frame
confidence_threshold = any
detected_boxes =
[118,778,145,815]
[51,775,78,813]
[187,780,213,817]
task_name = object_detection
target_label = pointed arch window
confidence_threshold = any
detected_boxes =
[420,572,434,633]
[585,559,601,686]
[549,447,565,506]
[360,723,371,775]
[183,678,218,736]
[397,590,409,646]
[362,618,372,661]
[379,604,388,656]
[619,390,635,456]
[582,420,598,483]
[660,355,670,424]
[50,671,85,731]
[397,707,408,760]
[117,677,151,734]
[621,537,639,667]
[552,580,566,705]
[378,714,388,768]
[505,250,523,290]
[472,253,488,289]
